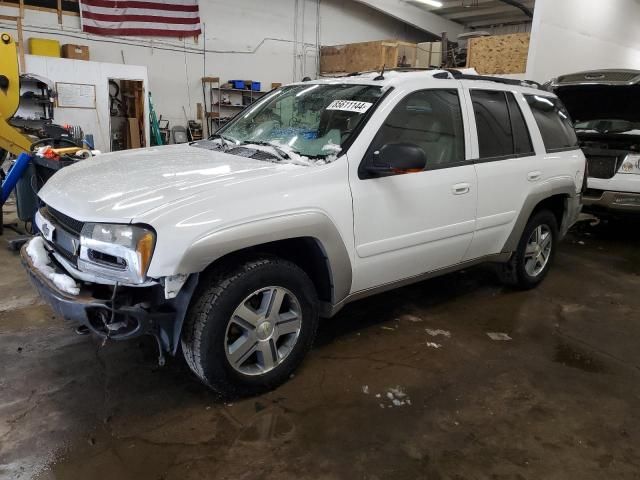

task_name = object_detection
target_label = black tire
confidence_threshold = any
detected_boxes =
[181,257,319,396]
[500,210,558,290]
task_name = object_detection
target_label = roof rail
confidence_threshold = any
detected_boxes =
[443,69,541,89]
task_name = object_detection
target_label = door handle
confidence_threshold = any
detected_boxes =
[527,171,542,182]
[452,183,470,195]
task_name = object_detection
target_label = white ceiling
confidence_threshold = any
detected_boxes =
[408,0,535,29]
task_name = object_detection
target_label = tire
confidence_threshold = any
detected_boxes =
[181,257,319,396]
[500,210,558,290]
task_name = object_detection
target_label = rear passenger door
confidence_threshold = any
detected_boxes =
[462,87,538,260]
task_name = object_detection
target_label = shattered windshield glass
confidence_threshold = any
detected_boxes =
[212,83,383,165]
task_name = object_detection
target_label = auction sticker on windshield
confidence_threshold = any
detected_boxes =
[326,100,373,114]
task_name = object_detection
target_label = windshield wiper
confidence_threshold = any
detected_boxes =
[209,133,234,151]
[241,140,292,160]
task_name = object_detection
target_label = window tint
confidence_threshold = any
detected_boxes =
[471,90,513,158]
[370,89,465,169]
[507,93,534,155]
[525,94,579,152]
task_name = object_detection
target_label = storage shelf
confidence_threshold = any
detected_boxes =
[217,87,266,95]
[202,75,266,134]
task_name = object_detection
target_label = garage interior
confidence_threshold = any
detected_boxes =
[1,0,640,478]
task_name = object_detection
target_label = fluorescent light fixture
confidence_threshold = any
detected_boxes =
[414,0,443,7]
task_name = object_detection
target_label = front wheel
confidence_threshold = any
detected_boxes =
[181,257,319,396]
[500,210,558,290]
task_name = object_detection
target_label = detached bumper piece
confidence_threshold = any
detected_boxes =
[583,189,640,214]
[21,244,197,364]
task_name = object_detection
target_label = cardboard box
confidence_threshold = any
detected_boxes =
[28,38,60,57]
[61,44,90,61]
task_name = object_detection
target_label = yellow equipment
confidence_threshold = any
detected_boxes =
[0,33,34,156]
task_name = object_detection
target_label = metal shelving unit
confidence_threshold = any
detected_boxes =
[202,76,267,134]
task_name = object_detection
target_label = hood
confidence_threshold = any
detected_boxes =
[38,144,301,222]
[552,84,640,124]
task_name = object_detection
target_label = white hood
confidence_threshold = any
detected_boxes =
[38,144,301,222]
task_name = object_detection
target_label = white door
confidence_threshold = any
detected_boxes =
[349,87,477,292]
[463,87,543,260]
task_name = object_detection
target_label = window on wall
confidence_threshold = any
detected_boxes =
[369,89,466,169]
[525,94,579,152]
[1,0,79,14]
[471,90,535,159]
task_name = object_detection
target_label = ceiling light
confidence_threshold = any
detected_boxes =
[414,0,443,7]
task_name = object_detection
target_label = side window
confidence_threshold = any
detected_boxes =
[507,93,534,155]
[369,89,465,169]
[471,90,513,159]
[525,94,579,152]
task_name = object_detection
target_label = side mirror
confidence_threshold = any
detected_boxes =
[365,143,427,177]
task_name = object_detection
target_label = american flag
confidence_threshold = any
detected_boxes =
[79,0,202,37]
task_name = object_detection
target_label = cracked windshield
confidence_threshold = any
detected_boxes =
[213,83,383,165]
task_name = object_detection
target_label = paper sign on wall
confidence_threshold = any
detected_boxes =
[56,82,96,109]
[326,100,372,114]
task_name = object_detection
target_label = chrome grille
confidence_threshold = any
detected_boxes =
[40,206,82,266]
[45,206,85,235]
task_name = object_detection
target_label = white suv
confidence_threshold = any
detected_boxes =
[22,70,585,395]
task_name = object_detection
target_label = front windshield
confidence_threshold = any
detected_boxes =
[215,83,383,163]
[574,118,640,134]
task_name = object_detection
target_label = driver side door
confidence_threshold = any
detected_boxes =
[349,87,477,292]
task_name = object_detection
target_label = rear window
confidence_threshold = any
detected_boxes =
[525,95,579,152]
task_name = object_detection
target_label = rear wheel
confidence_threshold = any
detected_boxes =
[181,257,319,396]
[500,210,558,289]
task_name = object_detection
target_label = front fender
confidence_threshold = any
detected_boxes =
[173,211,353,304]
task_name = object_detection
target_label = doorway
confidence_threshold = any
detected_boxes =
[108,79,145,152]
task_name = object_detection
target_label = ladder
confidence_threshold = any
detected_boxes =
[148,92,163,146]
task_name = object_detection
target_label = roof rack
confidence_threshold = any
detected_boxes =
[443,69,541,89]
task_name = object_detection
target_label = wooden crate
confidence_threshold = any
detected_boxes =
[320,40,417,74]
[466,33,530,75]
[416,42,442,68]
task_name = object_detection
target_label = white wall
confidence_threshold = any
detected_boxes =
[24,55,149,153]
[0,0,436,135]
[351,0,464,37]
[526,0,640,82]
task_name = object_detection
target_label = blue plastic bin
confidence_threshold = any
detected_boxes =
[230,80,245,90]
[251,81,261,92]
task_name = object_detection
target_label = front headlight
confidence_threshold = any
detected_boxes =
[78,223,156,284]
[619,154,640,175]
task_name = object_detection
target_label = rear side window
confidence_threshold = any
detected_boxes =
[471,90,512,158]
[471,90,535,159]
[507,94,534,155]
[525,95,579,152]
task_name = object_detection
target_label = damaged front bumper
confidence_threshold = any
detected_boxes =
[20,241,198,361]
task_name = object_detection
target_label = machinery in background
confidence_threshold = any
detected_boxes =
[1,32,95,239]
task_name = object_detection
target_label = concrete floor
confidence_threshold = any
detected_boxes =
[1,214,640,480]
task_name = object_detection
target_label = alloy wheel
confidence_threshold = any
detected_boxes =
[224,286,302,376]
[524,224,552,277]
